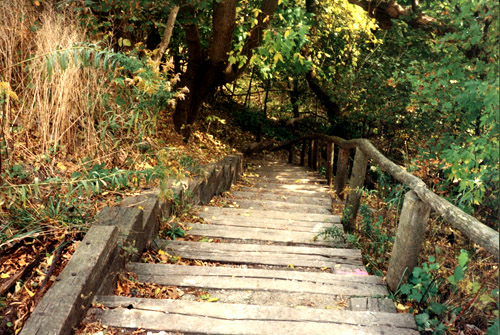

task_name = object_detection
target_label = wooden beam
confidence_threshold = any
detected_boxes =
[300,139,306,166]
[386,191,430,292]
[342,147,368,233]
[326,141,334,187]
[335,148,349,200]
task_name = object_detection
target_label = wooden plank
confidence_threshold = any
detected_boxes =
[92,297,418,334]
[20,225,118,335]
[128,265,388,297]
[228,199,331,215]
[349,297,396,313]
[229,191,332,206]
[238,186,328,198]
[197,216,337,232]
[152,242,361,268]
[186,223,335,246]
[252,182,328,192]
[128,262,382,285]
[245,175,327,184]
[196,207,338,223]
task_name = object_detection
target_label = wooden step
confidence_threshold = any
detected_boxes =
[197,216,338,233]
[153,241,360,269]
[228,198,331,214]
[236,186,329,197]
[90,296,419,335]
[185,222,339,247]
[127,263,388,296]
[252,182,329,192]
[229,190,332,206]
[245,175,327,184]
[196,206,338,223]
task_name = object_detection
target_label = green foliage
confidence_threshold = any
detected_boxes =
[396,252,472,334]
[162,223,185,240]
[315,224,346,244]
[402,0,499,215]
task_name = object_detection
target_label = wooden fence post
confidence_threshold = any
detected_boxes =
[300,139,306,166]
[326,141,334,187]
[312,139,319,171]
[308,139,313,168]
[288,144,293,164]
[335,148,349,200]
[342,147,367,232]
[386,191,431,292]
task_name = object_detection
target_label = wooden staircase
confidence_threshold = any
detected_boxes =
[83,160,418,334]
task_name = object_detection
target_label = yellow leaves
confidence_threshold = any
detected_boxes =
[284,27,291,38]
[56,162,67,171]
[0,81,19,101]
[396,303,409,312]
[1,273,10,279]
[273,52,284,64]
[25,286,35,297]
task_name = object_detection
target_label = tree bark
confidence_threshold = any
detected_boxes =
[152,5,180,63]
[173,0,279,140]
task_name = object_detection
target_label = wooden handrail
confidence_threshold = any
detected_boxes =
[252,134,499,260]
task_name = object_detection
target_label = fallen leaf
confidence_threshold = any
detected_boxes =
[0,273,9,279]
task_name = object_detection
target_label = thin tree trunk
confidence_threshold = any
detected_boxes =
[153,5,180,62]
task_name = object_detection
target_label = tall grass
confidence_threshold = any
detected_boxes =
[0,3,113,156]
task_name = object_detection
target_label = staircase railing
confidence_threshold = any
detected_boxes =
[251,134,499,291]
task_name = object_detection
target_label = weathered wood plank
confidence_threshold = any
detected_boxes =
[228,198,331,214]
[252,182,328,192]
[237,186,329,197]
[229,190,332,206]
[128,265,388,296]
[127,262,381,285]
[186,223,334,246]
[245,175,327,184]
[349,297,396,313]
[95,296,416,329]
[334,147,350,200]
[387,191,431,292]
[152,241,361,268]
[20,225,118,335]
[196,207,338,223]
[196,216,337,232]
[91,297,418,334]
[343,147,368,232]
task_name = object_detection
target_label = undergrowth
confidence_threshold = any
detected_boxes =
[322,174,498,335]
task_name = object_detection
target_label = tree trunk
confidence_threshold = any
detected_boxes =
[173,0,279,140]
[152,5,179,62]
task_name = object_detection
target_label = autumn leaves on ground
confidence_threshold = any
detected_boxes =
[0,0,498,334]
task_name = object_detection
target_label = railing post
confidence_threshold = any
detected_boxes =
[386,191,431,292]
[300,139,306,166]
[308,139,313,168]
[312,139,319,171]
[335,147,349,200]
[288,144,293,164]
[342,147,367,232]
[326,141,334,187]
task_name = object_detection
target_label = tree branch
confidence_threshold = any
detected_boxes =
[348,0,436,29]
[152,5,180,62]
[223,0,279,82]
[305,69,342,120]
